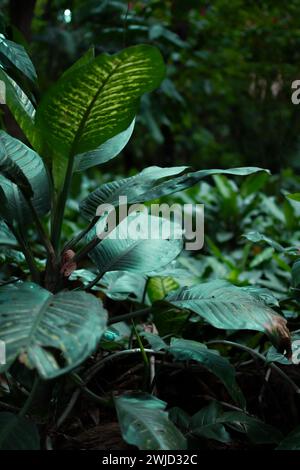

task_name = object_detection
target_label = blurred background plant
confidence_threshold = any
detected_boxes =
[1,0,300,172]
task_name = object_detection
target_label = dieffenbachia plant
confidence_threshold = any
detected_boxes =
[0,37,291,450]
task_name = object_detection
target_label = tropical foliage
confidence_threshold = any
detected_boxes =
[0,0,300,452]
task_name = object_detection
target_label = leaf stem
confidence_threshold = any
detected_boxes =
[108,307,152,325]
[83,349,164,384]
[63,217,98,252]
[207,340,300,395]
[27,199,56,262]
[51,156,75,254]
[8,223,40,284]
[19,376,41,418]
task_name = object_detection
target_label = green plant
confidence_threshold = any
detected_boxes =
[0,36,295,451]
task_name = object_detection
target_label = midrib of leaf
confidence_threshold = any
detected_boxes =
[26,291,52,349]
[52,59,123,253]
[69,59,123,157]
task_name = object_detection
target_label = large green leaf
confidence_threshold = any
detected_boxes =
[115,392,187,450]
[80,166,187,221]
[190,402,231,443]
[0,282,108,379]
[35,45,165,190]
[0,69,37,147]
[166,280,291,352]
[87,213,183,278]
[80,166,266,221]
[0,412,40,450]
[168,338,245,408]
[0,36,37,82]
[0,131,51,224]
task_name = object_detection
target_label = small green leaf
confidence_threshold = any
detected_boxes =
[191,402,231,443]
[115,392,187,450]
[148,276,179,302]
[243,231,284,252]
[286,193,300,202]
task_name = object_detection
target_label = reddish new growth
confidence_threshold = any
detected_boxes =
[60,249,77,277]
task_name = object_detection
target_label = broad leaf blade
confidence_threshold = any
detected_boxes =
[87,213,183,277]
[0,37,37,82]
[0,69,37,147]
[0,282,108,379]
[80,166,268,221]
[0,131,51,224]
[166,280,291,353]
[36,45,165,190]
[115,392,187,450]
[74,119,135,172]
[80,166,187,221]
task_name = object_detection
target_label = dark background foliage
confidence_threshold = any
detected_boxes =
[1,0,300,173]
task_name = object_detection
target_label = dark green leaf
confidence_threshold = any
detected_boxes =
[0,282,108,379]
[87,213,183,278]
[0,131,51,224]
[0,37,37,82]
[115,392,187,450]
[166,280,291,353]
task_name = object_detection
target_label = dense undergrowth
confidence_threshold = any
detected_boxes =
[0,1,300,452]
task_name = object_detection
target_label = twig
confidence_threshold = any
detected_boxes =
[83,349,164,384]
[108,307,152,325]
